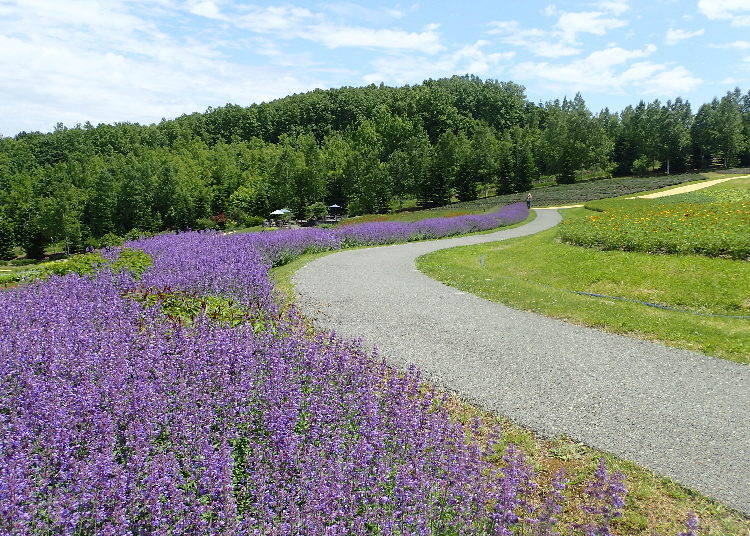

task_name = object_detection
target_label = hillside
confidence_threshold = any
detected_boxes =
[0,75,748,258]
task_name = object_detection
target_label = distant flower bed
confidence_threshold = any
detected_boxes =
[0,201,692,534]
[559,190,750,260]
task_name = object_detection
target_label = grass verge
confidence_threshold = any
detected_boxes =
[417,207,749,363]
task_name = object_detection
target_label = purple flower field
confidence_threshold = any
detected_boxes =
[0,202,693,534]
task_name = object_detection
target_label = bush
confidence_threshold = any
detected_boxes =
[306,202,329,221]
[241,215,265,228]
[109,248,153,278]
[99,232,124,248]
[194,217,219,230]
[631,155,651,177]
[37,252,106,278]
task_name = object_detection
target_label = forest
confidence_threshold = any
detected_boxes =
[0,75,747,258]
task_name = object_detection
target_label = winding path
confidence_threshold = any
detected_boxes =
[294,209,750,514]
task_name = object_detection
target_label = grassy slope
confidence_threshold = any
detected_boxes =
[417,177,750,363]
[558,177,750,259]
[270,209,750,535]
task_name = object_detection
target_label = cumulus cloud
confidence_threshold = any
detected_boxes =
[510,44,701,96]
[488,5,627,59]
[554,10,627,42]
[487,21,581,58]
[665,28,705,45]
[363,41,514,84]
[697,0,750,26]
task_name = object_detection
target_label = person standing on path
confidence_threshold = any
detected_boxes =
[526,193,533,209]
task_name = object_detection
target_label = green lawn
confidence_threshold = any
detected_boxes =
[417,205,750,363]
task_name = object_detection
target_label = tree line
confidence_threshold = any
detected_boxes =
[0,75,748,258]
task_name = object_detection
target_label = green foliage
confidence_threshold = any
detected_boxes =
[0,217,15,260]
[109,247,153,278]
[238,215,265,228]
[631,155,652,176]
[19,247,152,282]
[36,253,106,278]
[305,201,329,220]
[131,290,263,330]
[194,217,219,230]
[2,76,749,257]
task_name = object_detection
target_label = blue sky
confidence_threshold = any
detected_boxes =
[1,0,749,135]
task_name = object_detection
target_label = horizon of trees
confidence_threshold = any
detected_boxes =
[1,75,748,258]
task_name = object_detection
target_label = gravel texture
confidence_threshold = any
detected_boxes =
[294,209,750,514]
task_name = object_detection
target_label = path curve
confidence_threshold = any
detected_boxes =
[294,210,750,513]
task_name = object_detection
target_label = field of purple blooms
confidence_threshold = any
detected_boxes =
[0,202,703,535]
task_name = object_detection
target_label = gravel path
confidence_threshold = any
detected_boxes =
[294,210,750,514]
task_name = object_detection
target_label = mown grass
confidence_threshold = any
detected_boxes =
[560,177,750,259]
[417,207,749,363]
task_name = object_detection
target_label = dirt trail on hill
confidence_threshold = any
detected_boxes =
[537,174,749,209]
[295,209,750,514]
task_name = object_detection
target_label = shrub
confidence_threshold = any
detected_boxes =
[240,215,265,227]
[99,232,124,247]
[631,155,652,176]
[306,201,329,221]
[194,217,219,230]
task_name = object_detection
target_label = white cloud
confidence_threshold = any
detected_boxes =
[665,28,705,45]
[711,40,750,50]
[488,6,627,58]
[488,21,581,58]
[0,0,323,133]
[363,41,514,84]
[509,44,700,96]
[555,10,627,42]
[698,0,750,26]
[629,64,702,95]
[595,1,630,15]
[306,24,443,53]
[200,4,444,54]
[186,0,224,19]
